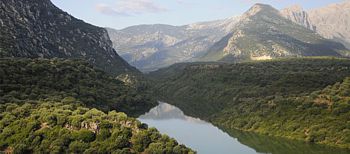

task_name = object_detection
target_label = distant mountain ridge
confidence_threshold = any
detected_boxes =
[0,0,138,75]
[201,3,348,62]
[108,1,349,71]
[107,17,240,72]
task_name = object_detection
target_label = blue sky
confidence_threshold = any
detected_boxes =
[51,0,345,30]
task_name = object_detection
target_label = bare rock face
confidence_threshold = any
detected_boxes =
[0,0,138,75]
[281,1,350,50]
[281,5,316,31]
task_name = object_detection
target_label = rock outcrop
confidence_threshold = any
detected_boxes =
[281,1,350,50]
[0,0,138,75]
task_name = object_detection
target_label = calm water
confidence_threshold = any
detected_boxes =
[139,102,350,154]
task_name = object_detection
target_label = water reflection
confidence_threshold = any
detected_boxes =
[139,102,204,123]
[139,102,258,154]
[139,102,350,154]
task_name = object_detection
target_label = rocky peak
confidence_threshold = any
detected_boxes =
[0,0,138,75]
[238,3,283,26]
[243,3,279,17]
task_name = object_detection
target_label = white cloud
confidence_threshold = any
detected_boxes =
[96,0,167,16]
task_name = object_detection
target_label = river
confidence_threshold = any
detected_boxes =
[138,102,350,154]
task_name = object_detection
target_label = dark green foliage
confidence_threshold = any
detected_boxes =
[150,57,350,149]
[0,58,156,116]
[0,102,194,154]
[72,129,96,142]
[212,77,350,149]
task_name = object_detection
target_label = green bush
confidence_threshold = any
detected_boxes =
[72,129,95,142]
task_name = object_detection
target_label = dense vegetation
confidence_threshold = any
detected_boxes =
[214,77,350,148]
[0,58,194,153]
[0,102,194,153]
[0,58,156,116]
[149,57,350,149]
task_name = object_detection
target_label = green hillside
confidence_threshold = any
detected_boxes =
[0,58,156,116]
[213,77,350,148]
[0,58,194,153]
[149,57,350,148]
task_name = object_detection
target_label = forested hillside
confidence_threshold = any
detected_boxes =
[213,77,350,148]
[0,58,194,153]
[149,57,350,148]
[0,58,156,116]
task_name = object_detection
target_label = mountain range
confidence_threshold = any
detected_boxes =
[108,1,350,72]
[106,16,240,72]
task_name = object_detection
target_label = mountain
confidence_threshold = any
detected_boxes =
[108,2,350,71]
[0,0,137,75]
[281,1,350,51]
[149,57,350,148]
[201,4,348,62]
[107,16,240,72]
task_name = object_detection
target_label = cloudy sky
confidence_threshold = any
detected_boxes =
[51,0,345,30]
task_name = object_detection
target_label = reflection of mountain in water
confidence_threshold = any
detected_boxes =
[139,102,205,124]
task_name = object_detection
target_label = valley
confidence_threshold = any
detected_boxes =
[1,0,350,153]
[149,57,350,149]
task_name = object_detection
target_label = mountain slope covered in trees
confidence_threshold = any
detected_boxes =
[149,57,350,149]
[0,58,156,116]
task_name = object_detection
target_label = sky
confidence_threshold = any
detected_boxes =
[51,0,345,30]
